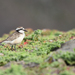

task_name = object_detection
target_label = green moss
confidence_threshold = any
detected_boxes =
[0,29,75,74]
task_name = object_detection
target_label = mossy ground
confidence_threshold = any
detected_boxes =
[0,29,75,75]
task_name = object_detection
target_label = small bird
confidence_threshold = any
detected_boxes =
[0,27,27,50]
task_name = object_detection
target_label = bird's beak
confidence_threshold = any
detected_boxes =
[24,29,28,32]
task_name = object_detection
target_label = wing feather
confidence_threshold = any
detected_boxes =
[6,32,21,41]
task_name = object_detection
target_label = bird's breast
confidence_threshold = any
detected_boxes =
[11,33,25,44]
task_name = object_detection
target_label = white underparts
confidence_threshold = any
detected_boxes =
[3,32,25,45]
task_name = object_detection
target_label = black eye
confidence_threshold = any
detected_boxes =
[16,29,23,32]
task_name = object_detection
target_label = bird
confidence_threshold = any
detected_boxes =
[0,27,28,50]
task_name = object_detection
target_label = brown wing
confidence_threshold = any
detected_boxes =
[6,32,20,41]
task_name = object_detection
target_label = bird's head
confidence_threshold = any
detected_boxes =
[16,27,28,33]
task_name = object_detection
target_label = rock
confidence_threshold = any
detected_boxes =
[24,62,39,68]
[4,62,10,67]
[4,61,39,68]
[56,39,75,52]
[17,61,25,65]
[57,59,66,67]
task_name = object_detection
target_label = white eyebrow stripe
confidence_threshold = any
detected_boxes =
[16,28,20,30]
[16,27,25,31]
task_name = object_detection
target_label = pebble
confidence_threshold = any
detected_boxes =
[0,53,4,56]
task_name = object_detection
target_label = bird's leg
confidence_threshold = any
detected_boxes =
[11,45,13,51]
[14,44,16,50]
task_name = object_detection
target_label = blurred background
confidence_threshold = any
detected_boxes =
[0,0,75,36]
